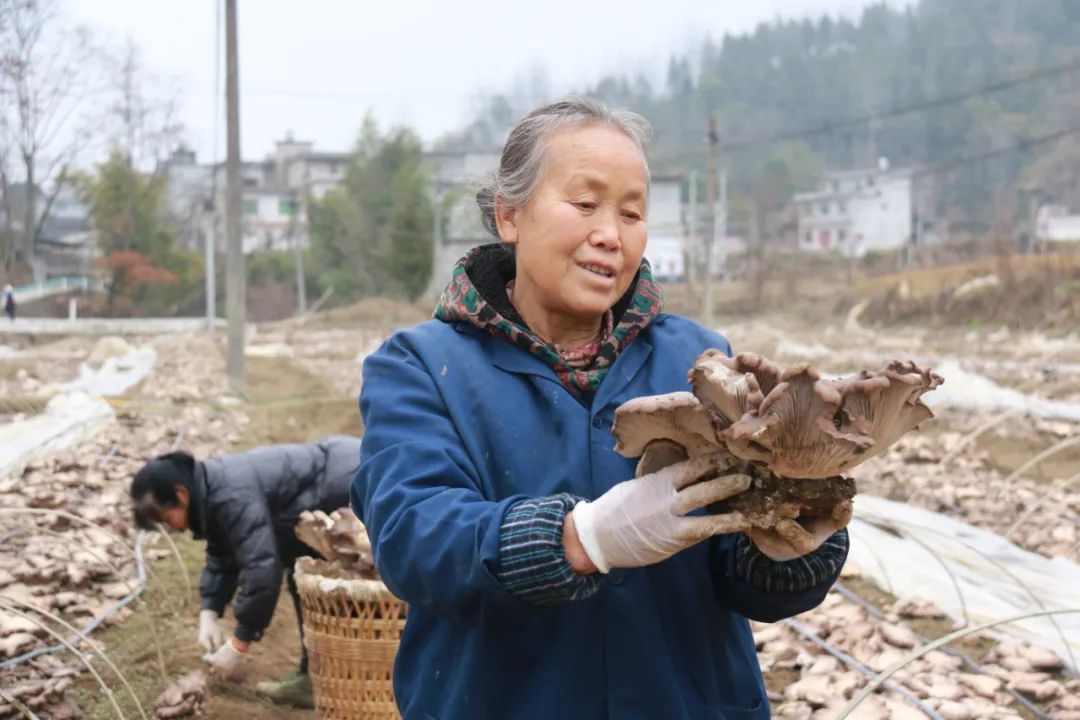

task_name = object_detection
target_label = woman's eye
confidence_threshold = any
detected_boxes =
[622,210,642,221]
[574,201,597,211]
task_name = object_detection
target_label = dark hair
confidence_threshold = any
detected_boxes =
[130,451,196,530]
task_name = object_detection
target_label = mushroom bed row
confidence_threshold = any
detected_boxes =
[1,363,236,719]
[2,332,1078,718]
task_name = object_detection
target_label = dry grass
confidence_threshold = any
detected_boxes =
[305,297,430,331]
[853,249,1080,300]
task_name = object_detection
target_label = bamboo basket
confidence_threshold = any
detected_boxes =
[295,556,408,719]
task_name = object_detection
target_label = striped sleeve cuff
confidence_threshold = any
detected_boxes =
[496,493,605,607]
[735,528,849,593]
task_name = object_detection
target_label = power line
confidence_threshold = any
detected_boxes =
[234,57,1080,160]
[911,122,1080,180]
[244,88,503,100]
[731,57,1080,151]
[660,57,1080,153]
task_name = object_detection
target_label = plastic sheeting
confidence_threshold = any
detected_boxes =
[49,346,157,397]
[849,495,1080,670]
[0,340,157,478]
[0,392,115,480]
[925,359,1080,421]
[0,317,223,336]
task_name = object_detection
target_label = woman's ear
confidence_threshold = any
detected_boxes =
[176,485,190,508]
[494,196,519,245]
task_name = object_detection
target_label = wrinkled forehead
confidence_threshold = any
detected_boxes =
[545,125,650,189]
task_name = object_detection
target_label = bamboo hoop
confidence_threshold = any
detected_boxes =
[939,407,1026,465]
[0,602,128,720]
[0,508,178,615]
[154,522,192,601]
[0,688,41,720]
[1005,471,1080,539]
[998,434,1080,491]
[835,609,1080,720]
[0,597,148,720]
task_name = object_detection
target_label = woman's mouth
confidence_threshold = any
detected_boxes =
[579,263,615,279]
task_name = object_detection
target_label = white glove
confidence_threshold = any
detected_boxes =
[203,637,247,676]
[572,454,751,573]
[197,609,224,653]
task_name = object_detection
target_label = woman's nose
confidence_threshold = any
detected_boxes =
[588,209,621,250]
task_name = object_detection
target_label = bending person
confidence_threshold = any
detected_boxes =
[129,435,361,708]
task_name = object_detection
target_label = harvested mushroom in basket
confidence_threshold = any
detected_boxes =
[612,351,942,535]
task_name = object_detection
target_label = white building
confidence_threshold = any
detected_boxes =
[424,150,501,297]
[160,147,214,252]
[1036,205,1080,243]
[272,136,350,201]
[645,176,685,281]
[161,136,350,255]
[793,165,913,258]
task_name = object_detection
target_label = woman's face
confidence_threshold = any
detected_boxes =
[497,125,649,321]
[160,486,190,532]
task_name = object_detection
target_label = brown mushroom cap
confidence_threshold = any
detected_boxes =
[712,356,942,478]
[687,351,776,426]
[612,351,942,482]
[153,670,205,719]
[635,439,691,477]
[295,508,375,573]
[722,362,874,478]
[835,361,943,462]
[612,391,720,457]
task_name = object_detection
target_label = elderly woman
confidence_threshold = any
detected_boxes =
[353,98,849,719]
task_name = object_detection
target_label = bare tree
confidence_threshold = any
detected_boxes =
[0,131,15,270]
[0,0,96,270]
[0,10,16,270]
[106,38,182,174]
[91,38,183,255]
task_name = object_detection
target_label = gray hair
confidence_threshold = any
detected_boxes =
[476,97,652,238]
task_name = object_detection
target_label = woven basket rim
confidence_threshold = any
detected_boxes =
[294,556,399,602]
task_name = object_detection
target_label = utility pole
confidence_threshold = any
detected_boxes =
[702,116,720,328]
[687,170,698,296]
[291,192,307,315]
[224,0,245,389]
[718,166,727,285]
[203,199,216,331]
[750,199,762,305]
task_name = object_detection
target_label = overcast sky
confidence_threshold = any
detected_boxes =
[68,0,912,163]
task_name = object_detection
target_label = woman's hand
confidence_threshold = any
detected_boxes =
[746,500,853,561]
[563,510,599,574]
[566,454,751,574]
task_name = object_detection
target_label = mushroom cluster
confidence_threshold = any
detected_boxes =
[0,655,81,719]
[294,508,377,579]
[0,415,228,717]
[763,588,1076,720]
[612,350,942,530]
[152,670,206,719]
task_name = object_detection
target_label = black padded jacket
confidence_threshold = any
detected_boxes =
[190,436,360,642]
